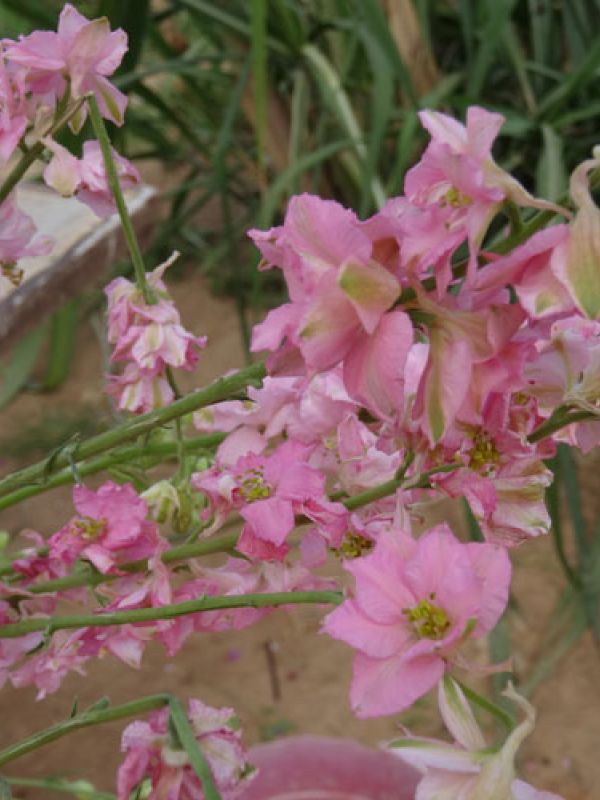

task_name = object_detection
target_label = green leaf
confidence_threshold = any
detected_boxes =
[43,299,78,391]
[535,124,566,201]
[466,0,517,99]
[250,0,268,170]
[0,323,47,410]
[258,139,352,227]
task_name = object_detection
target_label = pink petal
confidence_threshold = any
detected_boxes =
[343,310,413,418]
[351,651,444,717]
[240,497,295,545]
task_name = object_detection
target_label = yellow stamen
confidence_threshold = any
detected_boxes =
[403,596,451,640]
[239,468,271,502]
[71,516,107,539]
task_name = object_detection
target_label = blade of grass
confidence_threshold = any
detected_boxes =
[354,25,393,215]
[288,69,309,196]
[352,0,417,104]
[527,0,554,94]
[466,0,517,100]
[250,0,268,174]
[302,43,386,209]
[520,587,587,697]
[258,138,353,227]
[535,124,566,201]
[537,33,600,119]
[0,323,47,410]
[43,299,78,391]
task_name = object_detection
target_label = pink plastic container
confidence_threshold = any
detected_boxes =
[237,735,419,799]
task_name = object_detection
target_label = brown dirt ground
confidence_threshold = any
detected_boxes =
[0,274,599,799]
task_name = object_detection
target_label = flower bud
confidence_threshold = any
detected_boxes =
[141,480,180,525]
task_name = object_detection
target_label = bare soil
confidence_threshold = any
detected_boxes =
[0,273,599,799]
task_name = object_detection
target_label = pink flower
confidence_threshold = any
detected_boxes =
[4,4,128,129]
[8,629,88,699]
[405,107,565,283]
[249,194,413,418]
[471,226,573,318]
[193,439,348,558]
[43,139,140,217]
[104,255,207,412]
[322,524,511,717]
[0,56,27,162]
[49,481,159,574]
[0,195,52,269]
[391,677,564,799]
[105,362,175,414]
[550,148,600,320]
[413,293,525,443]
[117,699,253,800]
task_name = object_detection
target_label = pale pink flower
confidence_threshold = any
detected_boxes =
[117,699,253,800]
[405,106,565,283]
[105,362,175,414]
[9,629,88,699]
[413,293,525,442]
[0,598,45,691]
[104,254,207,412]
[0,56,27,162]
[43,139,140,217]
[0,195,52,267]
[4,3,128,129]
[322,524,511,717]
[550,148,600,320]
[524,315,600,452]
[471,226,573,318]
[391,677,563,799]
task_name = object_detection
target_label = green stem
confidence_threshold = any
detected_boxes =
[343,461,461,509]
[87,94,153,303]
[0,694,170,767]
[3,458,448,591]
[0,590,343,639]
[168,697,222,800]
[7,777,116,799]
[0,362,266,502]
[527,408,594,443]
[0,434,226,514]
[16,530,240,595]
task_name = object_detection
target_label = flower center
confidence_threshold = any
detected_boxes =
[468,430,500,474]
[403,596,451,640]
[71,516,107,539]
[442,186,472,208]
[238,468,271,502]
[336,531,374,559]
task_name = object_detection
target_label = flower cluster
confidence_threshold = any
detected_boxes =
[0,4,138,294]
[118,699,253,800]
[104,254,207,413]
[3,92,596,799]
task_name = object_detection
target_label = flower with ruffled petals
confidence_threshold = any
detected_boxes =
[49,481,159,574]
[4,3,128,129]
[117,699,253,800]
[43,139,140,217]
[322,524,511,717]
